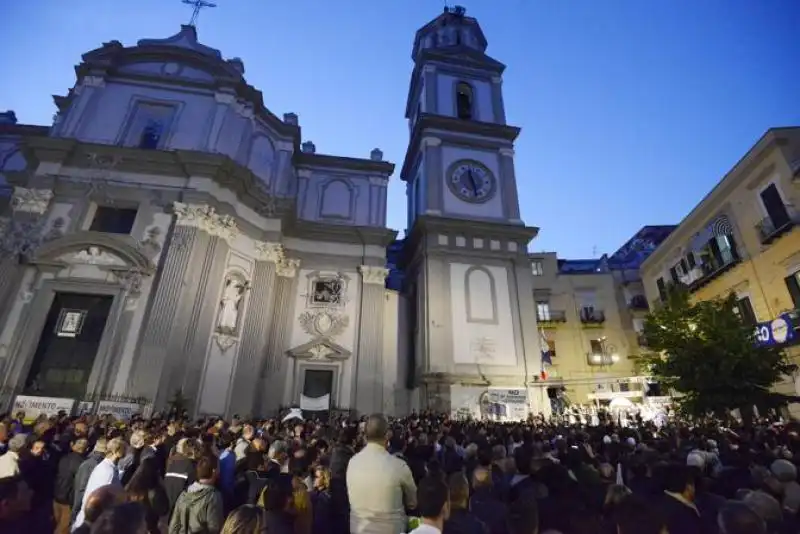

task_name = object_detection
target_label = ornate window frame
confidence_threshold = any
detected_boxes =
[305,270,350,309]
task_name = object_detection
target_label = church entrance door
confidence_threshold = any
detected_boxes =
[301,369,334,420]
[25,293,114,399]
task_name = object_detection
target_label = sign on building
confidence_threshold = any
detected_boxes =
[754,313,797,347]
[96,400,143,421]
[12,395,75,421]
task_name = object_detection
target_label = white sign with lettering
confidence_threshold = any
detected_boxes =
[12,395,75,420]
[96,401,142,421]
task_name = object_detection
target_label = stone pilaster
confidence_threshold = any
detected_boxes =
[499,149,521,222]
[491,75,507,124]
[129,223,199,402]
[423,65,438,113]
[227,242,282,417]
[173,235,231,410]
[130,202,239,409]
[424,137,443,215]
[0,188,54,333]
[354,265,389,415]
[256,257,300,416]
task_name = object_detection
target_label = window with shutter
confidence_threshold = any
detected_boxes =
[669,267,679,284]
[656,277,667,302]
[589,339,603,354]
[785,273,800,309]
[736,297,757,325]
[687,253,696,269]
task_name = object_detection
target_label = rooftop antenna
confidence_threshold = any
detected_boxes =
[592,245,598,257]
[182,0,217,27]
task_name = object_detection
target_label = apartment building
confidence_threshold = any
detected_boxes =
[640,127,800,399]
[530,225,674,405]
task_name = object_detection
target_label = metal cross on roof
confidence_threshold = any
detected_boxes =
[182,0,217,27]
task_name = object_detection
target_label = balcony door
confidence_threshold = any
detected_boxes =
[760,184,790,229]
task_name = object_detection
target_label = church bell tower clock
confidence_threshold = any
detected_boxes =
[401,7,545,416]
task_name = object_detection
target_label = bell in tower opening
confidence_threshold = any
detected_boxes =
[456,82,474,120]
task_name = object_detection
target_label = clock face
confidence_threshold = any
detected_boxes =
[447,160,496,203]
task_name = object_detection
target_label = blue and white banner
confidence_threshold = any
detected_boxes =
[754,313,797,347]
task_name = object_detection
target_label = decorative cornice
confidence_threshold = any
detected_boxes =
[359,265,389,285]
[172,202,239,243]
[254,241,284,263]
[276,258,300,278]
[422,137,442,147]
[11,187,53,214]
[499,148,515,157]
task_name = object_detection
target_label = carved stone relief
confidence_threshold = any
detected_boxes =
[172,202,239,243]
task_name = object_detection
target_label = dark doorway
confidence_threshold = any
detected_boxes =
[761,184,790,229]
[302,369,333,420]
[25,293,114,399]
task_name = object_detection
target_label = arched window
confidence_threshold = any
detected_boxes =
[455,82,473,120]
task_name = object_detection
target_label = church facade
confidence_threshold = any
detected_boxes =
[0,9,554,419]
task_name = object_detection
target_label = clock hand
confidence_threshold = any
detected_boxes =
[467,169,479,196]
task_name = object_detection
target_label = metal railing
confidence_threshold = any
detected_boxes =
[537,310,567,323]
[756,206,799,244]
[580,309,606,324]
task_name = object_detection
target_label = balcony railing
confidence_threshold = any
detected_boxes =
[756,207,800,245]
[537,310,566,323]
[688,248,739,293]
[628,295,649,311]
[580,309,606,325]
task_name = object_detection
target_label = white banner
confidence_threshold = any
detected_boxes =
[300,394,330,412]
[488,388,529,421]
[96,400,142,420]
[13,395,75,420]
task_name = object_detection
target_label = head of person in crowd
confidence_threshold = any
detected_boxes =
[664,464,696,503]
[106,437,128,464]
[221,504,268,534]
[7,434,27,457]
[614,494,667,534]
[92,437,108,456]
[268,439,289,467]
[196,454,219,485]
[72,437,89,456]
[364,414,388,445]
[242,424,255,442]
[718,500,767,534]
[261,473,295,514]
[507,497,539,534]
[89,501,147,534]
[742,489,782,530]
[416,476,450,531]
[83,485,125,527]
[0,476,32,521]
[472,466,492,491]
[313,465,330,492]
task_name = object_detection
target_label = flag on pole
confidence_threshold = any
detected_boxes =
[540,328,551,379]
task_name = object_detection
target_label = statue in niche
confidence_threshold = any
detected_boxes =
[217,277,246,334]
[311,278,344,306]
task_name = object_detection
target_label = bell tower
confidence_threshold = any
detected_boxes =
[401,7,545,415]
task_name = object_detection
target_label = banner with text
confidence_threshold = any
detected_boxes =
[488,388,529,421]
[13,395,75,421]
[96,400,142,421]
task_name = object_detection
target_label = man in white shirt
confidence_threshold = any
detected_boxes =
[0,434,27,478]
[347,414,417,534]
[71,437,127,531]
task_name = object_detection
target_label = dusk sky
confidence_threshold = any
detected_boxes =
[2,0,798,258]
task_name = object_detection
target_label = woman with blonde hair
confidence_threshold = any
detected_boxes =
[310,466,332,534]
[221,505,268,534]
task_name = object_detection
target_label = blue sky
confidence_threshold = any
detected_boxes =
[2,1,798,258]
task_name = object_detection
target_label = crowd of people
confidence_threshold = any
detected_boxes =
[1,407,800,533]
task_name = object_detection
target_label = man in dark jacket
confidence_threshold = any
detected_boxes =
[444,472,487,534]
[658,464,704,534]
[70,437,107,526]
[53,437,87,534]
[164,439,197,517]
[168,454,224,534]
[470,467,508,534]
